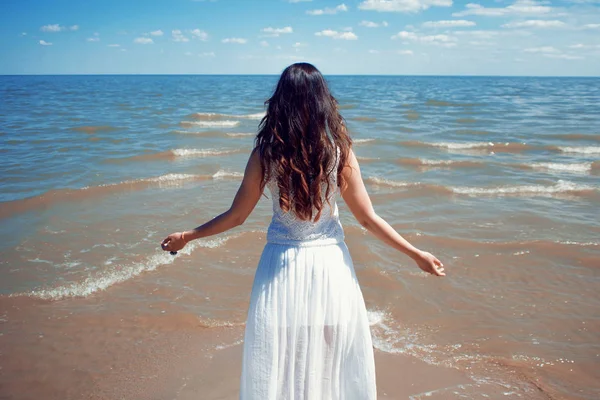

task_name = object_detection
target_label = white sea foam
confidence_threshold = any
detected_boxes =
[354,138,376,144]
[226,132,256,137]
[146,173,199,183]
[452,180,595,196]
[420,159,459,165]
[558,146,600,154]
[183,120,240,128]
[15,233,239,301]
[528,162,592,174]
[82,173,199,190]
[215,339,244,350]
[212,170,244,180]
[432,141,493,149]
[555,240,599,246]
[242,112,266,120]
[366,177,416,188]
[171,148,239,157]
[192,112,265,120]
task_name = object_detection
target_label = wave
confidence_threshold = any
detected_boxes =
[401,141,533,153]
[366,176,597,198]
[397,158,485,169]
[10,233,244,301]
[354,138,377,145]
[189,112,265,121]
[212,170,244,180]
[356,156,380,164]
[365,177,452,195]
[0,173,213,220]
[557,146,600,155]
[180,120,240,128]
[525,162,593,174]
[172,148,245,157]
[226,132,256,137]
[106,148,248,162]
[452,180,596,197]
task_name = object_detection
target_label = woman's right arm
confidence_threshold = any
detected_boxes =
[340,149,445,276]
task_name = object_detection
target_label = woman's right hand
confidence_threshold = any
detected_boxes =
[413,250,445,276]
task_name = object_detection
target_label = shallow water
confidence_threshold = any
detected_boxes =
[1,75,599,399]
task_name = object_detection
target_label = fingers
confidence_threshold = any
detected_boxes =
[431,261,445,276]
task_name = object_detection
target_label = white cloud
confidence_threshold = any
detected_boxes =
[315,29,358,40]
[190,29,209,41]
[40,24,64,32]
[21,32,27,36]
[292,42,308,48]
[423,20,476,28]
[392,31,457,46]
[39,40,52,46]
[199,52,216,57]
[583,23,600,29]
[453,30,501,39]
[260,40,269,47]
[185,51,193,56]
[453,1,553,17]
[545,53,584,60]
[359,20,389,27]
[87,37,100,42]
[40,24,79,32]
[523,45,585,60]
[108,44,121,47]
[172,30,189,42]
[569,43,600,49]
[222,37,248,44]
[369,49,380,53]
[524,46,560,53]
[261,26,293,37]
[288,0,312,2]
[307,3,348,15]
[358,0,452,13]
[149,30,164,36]
[398,49,414,55]
[502,20,565,28]
[134,37,154,44]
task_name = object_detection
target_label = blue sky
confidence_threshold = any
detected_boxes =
[1,0,599,75]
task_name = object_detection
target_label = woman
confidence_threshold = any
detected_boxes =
[161,63,445,399]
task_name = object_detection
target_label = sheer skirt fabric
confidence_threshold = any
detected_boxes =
[240,241,376,400]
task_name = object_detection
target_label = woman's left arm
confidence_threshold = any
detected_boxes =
[161,148,263,253]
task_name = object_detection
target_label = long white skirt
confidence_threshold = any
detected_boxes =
[240,241,377,400]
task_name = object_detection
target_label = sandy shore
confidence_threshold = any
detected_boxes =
[1,294,554,400]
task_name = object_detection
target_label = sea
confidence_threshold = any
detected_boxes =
[1,75,599,399]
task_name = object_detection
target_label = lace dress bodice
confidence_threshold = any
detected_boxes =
[265,163,345,247]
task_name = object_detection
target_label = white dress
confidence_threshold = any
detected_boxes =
[240,160,377,400]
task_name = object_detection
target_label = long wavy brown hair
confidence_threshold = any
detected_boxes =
[255,63,352,222]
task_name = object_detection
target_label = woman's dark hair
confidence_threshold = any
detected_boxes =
[255,62,352,222]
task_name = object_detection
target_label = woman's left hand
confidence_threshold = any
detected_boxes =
[161,232,187,253]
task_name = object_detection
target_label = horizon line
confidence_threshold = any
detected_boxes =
[1,73,599,78]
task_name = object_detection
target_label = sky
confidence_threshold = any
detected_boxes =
[1,0,599,76]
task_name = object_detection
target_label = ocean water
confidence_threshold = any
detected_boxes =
[1,75,599,399]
